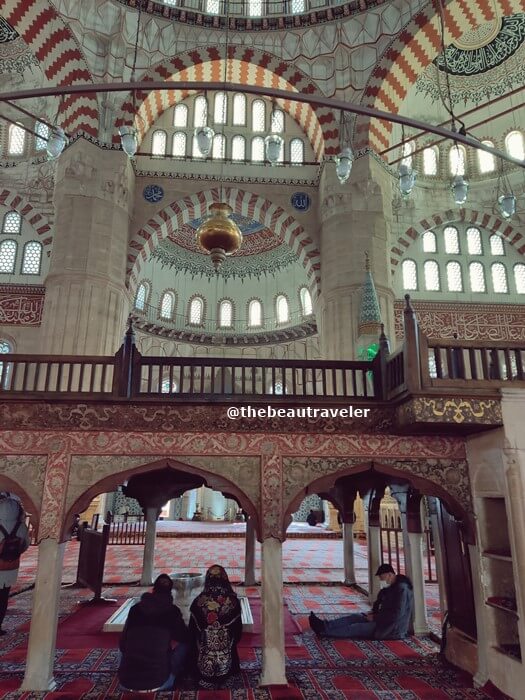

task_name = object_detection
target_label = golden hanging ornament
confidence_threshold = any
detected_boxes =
[195,202,243,270]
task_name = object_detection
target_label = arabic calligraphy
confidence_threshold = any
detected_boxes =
[0,293,44,325]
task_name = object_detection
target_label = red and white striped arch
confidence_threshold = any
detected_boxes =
[0,188,53,255]
[128,188,321,296]
[391,208,525,275]
[357,0,524,153]
[113,46,338,159]
[0,0,98,137]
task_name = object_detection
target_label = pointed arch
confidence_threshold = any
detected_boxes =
[0,0,98,137]
[127,188,321,297]
[112,46,337,159]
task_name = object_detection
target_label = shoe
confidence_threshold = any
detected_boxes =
[309,611,324,636]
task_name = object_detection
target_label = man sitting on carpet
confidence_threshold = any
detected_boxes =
[118,573,189,691]
[309,564,414,640]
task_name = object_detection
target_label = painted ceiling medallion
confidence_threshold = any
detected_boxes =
[435,14,525,76]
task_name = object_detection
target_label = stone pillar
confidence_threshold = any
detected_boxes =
[342,518,356,585]
[21,538,66,690]
[39,139,134,355]
[428,497,448,617]
[318,156,395,360]
[244,516,256,586]
[367,523,382,603]
[260,537,287,686]
[407,530,429,635]
[140,507,157,586]
[182,488,197,519]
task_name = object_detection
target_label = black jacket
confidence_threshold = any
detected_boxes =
[373,574,414,640]
[118,592,187,690]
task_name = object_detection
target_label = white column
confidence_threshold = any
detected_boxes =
[367,524,382,603]
[140,507,157,586]
[21,538,65,690]
[244,516,256,586]
[407,531,429,635]
[181,489,197,519]
[343,521,356,585]
[259,537,287,686]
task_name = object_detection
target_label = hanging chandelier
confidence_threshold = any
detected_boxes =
[195,202,243,270]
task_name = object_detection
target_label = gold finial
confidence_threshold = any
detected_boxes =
[365,251,370,272]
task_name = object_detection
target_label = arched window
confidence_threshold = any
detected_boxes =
[290,138,304,165]
[0,340,11,354]
[189,296,204,325]
[478,141,495,173]
[491,262,508,293]
[135,281,149,311]
[232,135,245,162]
[0,239,17,273]
[219,299,233,327]
[252,100,266,132]
[469,262,486,292]
[467,227,482,255]
[192,134,206,159]
[2,211,21,235]
[8,123,25,155]
[248,299,262,327]
[248,0,263,17]
[173,104,188,128]
[505,131,525,161]
[233,94,246,126]
[35,121,50,151]
[21,241,42,274]
[449,144,466,176]
[422,230,436,253]
[0,339,12,384]
[151,130,167,157]
[251,136,265,162]
[444,226,460,254]
[300,286,313,315]
[423,146,438,175]
[446,261,463,292]
[424,260,440,291]
[270,109,284,134]
[489,235,504,256]
[214,92,227,124]
[514,264,525,294]
[212,133,225,159]
[402,259,417,290]
[276,295,289,323]
[193,95,208,127]
[172,132,186,158]
[401,141,414,169]
[159,291,176,320]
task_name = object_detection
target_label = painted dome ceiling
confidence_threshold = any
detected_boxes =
[415,13,525,106]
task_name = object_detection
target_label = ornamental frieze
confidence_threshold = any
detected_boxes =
[396,397,502,427]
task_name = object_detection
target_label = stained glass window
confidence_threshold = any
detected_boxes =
[206,0,220,13]
[478,141,495,173]
[290,138,304,165]
[189,297,204,324]
[300,287,313,315]
[219,300,233,327]
[248,0,263,17]
[21,241,42,274]
[233,94,246,126]
[35,122,50,151]
[290,0,306,11]
[214,92,227,124]
[248,299,262,327]
[251,136,265,162]
[172,132,186,157]
[173,104,188,128]
[160,292,175,320]
[252,100,266,132]
[423,147,438,175]
[467,227,482,255]
[276,295,289,323]
[232,135,245,162]
[489,235,504,256]
[8,123,25,155]
[135,282,148,311]
[152,130,167,156]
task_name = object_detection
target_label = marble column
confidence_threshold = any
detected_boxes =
[407,531,429,635]
[367,524,382,603]
[259,537,287,686]
[140,507,157,586]
[244,516,256,586]
[21,538,66,690]
[343,519,356,585]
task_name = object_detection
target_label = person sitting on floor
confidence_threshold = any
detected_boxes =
[306,509,318,527]
[188,564,242,689]
[309,563,414,640]
[0,492,31,636]
[118,573,188,691]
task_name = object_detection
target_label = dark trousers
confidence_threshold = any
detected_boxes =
[0,586,10,629]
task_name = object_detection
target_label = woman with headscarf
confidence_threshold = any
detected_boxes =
[189,564,242,689]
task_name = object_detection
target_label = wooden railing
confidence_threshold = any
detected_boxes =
[380,518,437,584]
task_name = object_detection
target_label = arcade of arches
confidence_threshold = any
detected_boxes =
[1,0,525,697]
